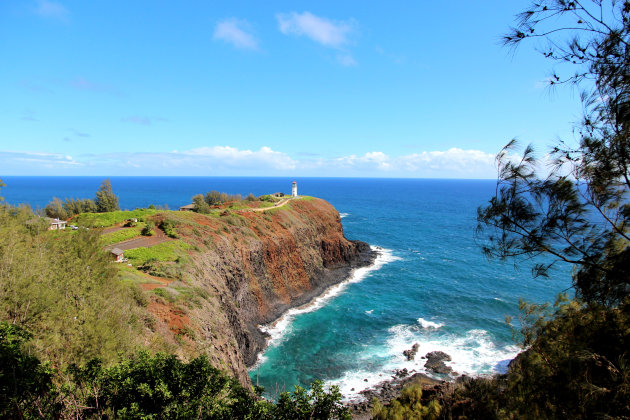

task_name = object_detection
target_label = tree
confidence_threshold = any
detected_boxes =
[94,179,119,213]
[471,2,630,418]
[45,197,68,220]
[0,322,57,418]
[477,0,630,308]
[273,380,351,420]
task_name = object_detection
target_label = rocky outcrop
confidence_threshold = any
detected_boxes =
[403,343,420,361]
[424,351,453,375]
[169,198,375,386]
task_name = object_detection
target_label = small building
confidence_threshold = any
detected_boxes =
[179,204,196,212]
[111,248,124,262]
[46,218,67,230]
[292,181,298,197]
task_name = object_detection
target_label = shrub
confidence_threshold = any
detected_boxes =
[141,221,155,236]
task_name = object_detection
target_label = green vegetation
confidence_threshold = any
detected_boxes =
[124,240,192,266]
[466,1,630,419]
[72,208,158,227]
[0,322,350,419]
[45,179,121,219]
[191,190,243,214]
[100,226,143,245]
[0,200,145,369]
[95,178,120,212]
[372,385,441,420]
[46,197,99,220]
[274,380,351,420]
[259,194,279,203]
[142,220,155,236]
[160,219,179,238]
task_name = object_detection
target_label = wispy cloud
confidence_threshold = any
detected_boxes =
[213,19,259,50]
[277,12,358,66]
[182,146,296,170]
[0,151,81,166]
[33,0,69,21]
[0,146,499,177]
[277,12,355,48]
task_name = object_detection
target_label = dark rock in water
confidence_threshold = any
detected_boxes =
[425,351,451,362]
[403,343,420,361]
[424,351,453,374]
[393,368,409,378]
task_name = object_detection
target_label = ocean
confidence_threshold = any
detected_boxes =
[0,176,572,400]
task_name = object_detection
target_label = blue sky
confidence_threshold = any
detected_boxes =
[0,1,584,178]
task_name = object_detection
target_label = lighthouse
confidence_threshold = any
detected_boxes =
[292,181,298,197]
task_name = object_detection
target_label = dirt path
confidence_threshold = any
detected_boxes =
[247,197,294,212]
[102,225,125,234]
[105,227,172,251]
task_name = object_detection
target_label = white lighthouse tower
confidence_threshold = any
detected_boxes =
[292,181,298,197]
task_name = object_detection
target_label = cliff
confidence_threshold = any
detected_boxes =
[132,197,375,386]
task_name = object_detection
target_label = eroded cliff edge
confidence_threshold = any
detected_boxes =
[138,197,375,387]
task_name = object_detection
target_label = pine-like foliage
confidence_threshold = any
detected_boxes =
[95,179,120,213]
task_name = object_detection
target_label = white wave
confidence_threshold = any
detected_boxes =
[365,310,374,314]
[252,246,400,367]
[328,323,520,402]
[339,213,350,218]
[417,317,444,329]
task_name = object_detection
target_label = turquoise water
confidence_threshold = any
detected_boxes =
[1,177,572,399]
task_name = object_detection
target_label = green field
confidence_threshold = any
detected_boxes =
[124,240,192,265]
[100,226,143,245]
[71,209,159,227]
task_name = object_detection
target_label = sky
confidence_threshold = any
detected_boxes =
[0,1,585,178]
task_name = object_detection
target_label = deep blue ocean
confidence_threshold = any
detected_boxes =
[1,176,572,400]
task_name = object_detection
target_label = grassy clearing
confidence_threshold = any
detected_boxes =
[101,226,143,245]
[72,209,159,227]
[124,240,192,265]
[116,264,161,285]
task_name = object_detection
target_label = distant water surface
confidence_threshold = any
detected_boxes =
[1,176,572,399]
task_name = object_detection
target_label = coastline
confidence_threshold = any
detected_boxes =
[246,241,379,368]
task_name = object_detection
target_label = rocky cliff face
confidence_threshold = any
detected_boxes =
[143,198,374,386]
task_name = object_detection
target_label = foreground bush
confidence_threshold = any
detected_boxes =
[0,321,350,419]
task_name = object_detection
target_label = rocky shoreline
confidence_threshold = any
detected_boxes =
[345,370,450,419]
[346,346,458,418]
[246,240,377,367]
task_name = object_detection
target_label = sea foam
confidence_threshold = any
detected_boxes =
[339,213,350,218]
[328,323,520,401]
[417,317,444,329]
[254,246,400,366]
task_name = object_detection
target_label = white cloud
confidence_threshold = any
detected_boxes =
[0,151,81,166]
[277,12,355,48]
[213,19,259,50]
[184,146,296,170]
[34,0,68,21]
[325,148,496,177]
[0,146,499,178]
[398,148,495,173]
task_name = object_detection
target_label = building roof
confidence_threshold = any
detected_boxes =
[179,204,196,210]
[45,217,66,224]
[111,248,124,256]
